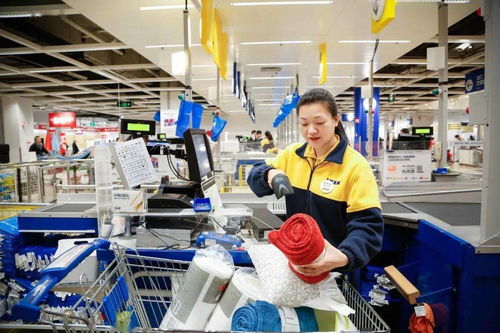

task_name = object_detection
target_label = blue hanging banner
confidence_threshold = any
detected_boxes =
[464,68,484,94]
[211,115,227,142]
[175,100,204,138]
[273,91,300,128]
[354,87,380,157]
[153,111,160,122]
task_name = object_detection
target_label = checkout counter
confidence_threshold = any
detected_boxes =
[14,127,500,333]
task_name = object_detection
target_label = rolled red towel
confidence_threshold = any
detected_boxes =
[268,213,329,284]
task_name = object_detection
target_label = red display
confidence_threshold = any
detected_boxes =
[48,112,77,128]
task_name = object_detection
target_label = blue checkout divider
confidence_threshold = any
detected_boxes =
[97,248,252,265]
[378,219,500,333]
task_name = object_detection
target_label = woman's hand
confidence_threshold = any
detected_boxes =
[293,240,349,276]
[267,169,286,188]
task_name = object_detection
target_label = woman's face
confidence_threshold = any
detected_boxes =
[298,102,339,151]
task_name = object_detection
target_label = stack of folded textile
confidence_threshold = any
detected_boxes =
[231,300,318,332]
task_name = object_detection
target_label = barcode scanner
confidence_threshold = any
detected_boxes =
[271,174,294,199]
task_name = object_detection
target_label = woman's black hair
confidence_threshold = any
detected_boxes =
[264,130,273,141]
[296,88,348,140]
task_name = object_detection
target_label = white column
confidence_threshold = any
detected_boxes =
[1,97,34,163]
[480,0,500,240]
[437,3,449,168]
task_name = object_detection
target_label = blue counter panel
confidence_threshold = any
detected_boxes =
[17,217,98,233]
[416,219,469,270]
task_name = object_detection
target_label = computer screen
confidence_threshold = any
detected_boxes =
[412,126,433,136]
[184,129,214,183]
[120,118,156,136]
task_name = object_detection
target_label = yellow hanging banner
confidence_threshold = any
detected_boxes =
[319,42,327,85]
[371,0,397,34]
[212,9,228,79]
[201,0,214,54]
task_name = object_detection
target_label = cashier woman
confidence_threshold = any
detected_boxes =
[248,88,383,276]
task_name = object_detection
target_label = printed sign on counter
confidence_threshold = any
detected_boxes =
[382,150,432,185]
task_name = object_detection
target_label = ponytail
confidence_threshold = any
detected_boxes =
[335,120,348,142]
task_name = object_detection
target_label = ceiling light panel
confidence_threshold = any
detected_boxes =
[327,62,371,65]
[240,40,311,45]
[339,40,410,44]
[140,5,194,11]
[251,86,289,89]
[249,76,294,80]
[145,44,201,49]
[312,75,363,79]
[246,62,301,66]
[231,1,333,6]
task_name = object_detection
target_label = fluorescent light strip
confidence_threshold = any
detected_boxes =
[0,13,42,18]
[231,1,333,6]
[339,40,410,44]
[251,86,289,89]
[140,5,194,11]
[327,62,370,65]
[192,64,216,68]
[306,85,340,88]
[246,62,301,66]
[145,43,201,49]
[252,93,286,96]
[241,40,311,45]
[249,76,294,80]
[312,76,363,79]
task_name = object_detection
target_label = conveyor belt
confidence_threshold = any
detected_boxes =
[407,203,480,226]
[42,203,95,213]
[381,202,416,214]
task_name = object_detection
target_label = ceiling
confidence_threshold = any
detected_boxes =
[0,0,484,121]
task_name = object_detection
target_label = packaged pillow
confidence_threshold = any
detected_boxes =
[248,244,352,314]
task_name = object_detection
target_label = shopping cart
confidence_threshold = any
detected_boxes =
[9,239,390,332]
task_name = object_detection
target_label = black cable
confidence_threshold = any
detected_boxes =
[145,228,174,250]
[165,148,190,181]
[167,152,187,180]
[208,216,225,231]
[146,227,190,245]
[166,149,186,180]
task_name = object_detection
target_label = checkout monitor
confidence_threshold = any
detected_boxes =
[412,126,433,136]
[184,129,214,183]
[120,118,156,136]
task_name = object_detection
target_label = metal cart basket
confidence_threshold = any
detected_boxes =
[6,241,390,332]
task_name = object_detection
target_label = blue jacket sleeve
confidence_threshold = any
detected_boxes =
[247,163,274,197]
[337,207,384,272]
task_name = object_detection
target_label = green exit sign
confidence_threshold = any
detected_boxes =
[117,100,133,108]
